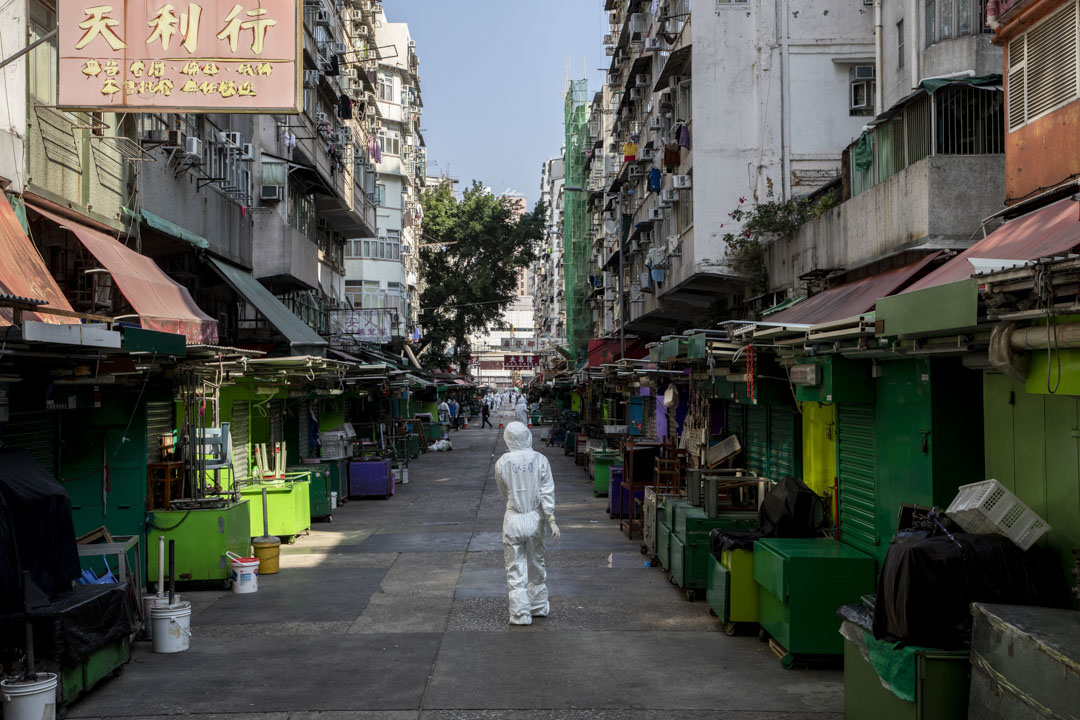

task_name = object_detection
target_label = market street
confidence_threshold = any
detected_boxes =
[67,403,841,720]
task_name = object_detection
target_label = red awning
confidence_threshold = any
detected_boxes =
[29,206,218,344]
[0,199,76,327]
[768,252,942,325]
[905,197,1080,293]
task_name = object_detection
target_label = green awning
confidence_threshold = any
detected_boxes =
[208,257,327,353]
[125,206,210,249]
[762,295,807,317]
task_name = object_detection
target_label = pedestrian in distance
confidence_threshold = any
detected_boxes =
[481,403,493,429]
[515,396,529,426]
[437,399,450,425]
[495,422,560,625]
[448,398,459,430]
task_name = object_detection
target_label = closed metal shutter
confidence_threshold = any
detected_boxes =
[726,401,744,439]
[746,405,768,477]
[2,411,58,475]
[231,401,249,482]
[299,400,318,459]
[837,404,877,557]
[146,401,174,465]
[269,400,283,445]
[768,406,799,480]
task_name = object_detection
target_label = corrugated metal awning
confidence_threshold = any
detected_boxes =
[28,204,217,343]
[0,198,76,327]
[208,257,327,353]
[768,252,942,325]
[905,197,1080,293]
[653,44,692,92]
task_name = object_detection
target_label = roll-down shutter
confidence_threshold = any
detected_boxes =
[231,401,249,482]
[746,405,768,477]
[146,401,174,465]
[768,406,800,480]
[837,404,877,557]
[2,411,58,476]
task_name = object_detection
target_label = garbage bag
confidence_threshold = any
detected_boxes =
[872,532,1067,648]
[708,476,824,560]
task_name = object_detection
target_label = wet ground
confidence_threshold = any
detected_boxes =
[69,403,842,719]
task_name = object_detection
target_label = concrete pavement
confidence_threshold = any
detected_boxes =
[68,403,842,719]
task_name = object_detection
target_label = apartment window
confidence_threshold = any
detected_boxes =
[375,184,386,206]
[926,0,992,48]
[386,229,401,260]
[679,188,693,232]
[345,239,364,258]
[345,280,363,308]
[897,20,906,69]
[377,74,394,102]
[1007,1,1080,130]
[28,1,57,103]
[379,131,400,156]
[676,80,692,123]
[362,281,381,308]
[850,65,876,116]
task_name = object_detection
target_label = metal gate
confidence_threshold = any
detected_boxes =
[745,405,769,477]
[768,406,800,480]
[837,404,877,557]
[231,401,249,482]
[2,411,58,475]
[146,401,174,465]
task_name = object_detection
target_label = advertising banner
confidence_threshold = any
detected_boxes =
[500,337,538,351]
[59,0,301,112]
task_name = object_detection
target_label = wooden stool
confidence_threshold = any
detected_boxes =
[147,461,183,510]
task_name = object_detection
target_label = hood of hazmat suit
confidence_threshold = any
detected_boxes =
[495,421,556,624]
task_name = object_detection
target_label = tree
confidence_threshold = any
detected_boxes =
[418,181,545,373]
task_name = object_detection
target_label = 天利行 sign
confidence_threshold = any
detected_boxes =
[503,355,539,370]
[58,1,301,112]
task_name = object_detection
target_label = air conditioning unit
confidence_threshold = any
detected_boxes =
[240,143,255,161]
[315,9,331,26]
[641,146,656,160]
[640,272,654,292]
[669,75,683,89]
[331,41,347,54]
[261,184,284,201]
[222,131,242,147]
[636,74,651,88]
[648,208,666,221]
[628,165,644,178]
[165,129,183,148]
[603,33,614,45]
[184,136,202,157]
[661,188,679,205]
[673,174,692,189]
[629,88,642,101]
[609,11,618,24]
[605,46,616,56]
[649,116,663,130]
[645,37,662,51]
[659,89,673,105]
[852,64,876,80]
[316,111,328,124]
[304,69,320,87]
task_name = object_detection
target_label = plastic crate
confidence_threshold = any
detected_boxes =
[946,479,1051,551]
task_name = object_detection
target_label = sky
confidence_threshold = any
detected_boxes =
[385,1,609,210]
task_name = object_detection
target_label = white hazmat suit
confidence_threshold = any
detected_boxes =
[514,398,529,426]
[495,422,560,625]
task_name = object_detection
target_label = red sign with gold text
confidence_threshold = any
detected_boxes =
[58,1,301,112]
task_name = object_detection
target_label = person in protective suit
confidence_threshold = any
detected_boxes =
[514,396,529,426]
[494,422,560,625]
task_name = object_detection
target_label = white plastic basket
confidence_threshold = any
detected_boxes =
[945,479,1051,551]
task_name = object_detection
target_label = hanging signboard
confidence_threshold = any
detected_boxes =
[500,337,538,352]
[503,355,540,370]
[329,309,394,345]
[58,0,301,113]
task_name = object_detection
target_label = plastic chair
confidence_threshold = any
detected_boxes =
[202,423,233,471]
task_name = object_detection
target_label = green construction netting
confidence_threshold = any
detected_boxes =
[564,79,590,368]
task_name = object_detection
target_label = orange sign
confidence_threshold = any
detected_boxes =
[58,1,301,113]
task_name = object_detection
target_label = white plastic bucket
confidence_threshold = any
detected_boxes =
[330,491,338,508]
[151,601,192,653]
[1,673,57,720]
[225,551,259,594]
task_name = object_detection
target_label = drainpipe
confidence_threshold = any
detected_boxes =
[874,0,884,115]
[1008,324,1080,350]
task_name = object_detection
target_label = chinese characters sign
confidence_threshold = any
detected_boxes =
[59,1,301,112]
[503,355,539,370]
[500,337,538,352]
[330,309,394,345]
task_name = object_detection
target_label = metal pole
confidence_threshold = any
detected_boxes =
[22,570,34,678]
[617,190,626,361]
[0,29,56,71]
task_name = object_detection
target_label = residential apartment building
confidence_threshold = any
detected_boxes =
[0,0,386,357]
[762,0,1005,314]
[343,6,426,341]
[562,0,877,360]
[533,157,567,367]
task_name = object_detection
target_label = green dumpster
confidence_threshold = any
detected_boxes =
[148,501,251,583]
[592,451,619,497]
[239,477,311,542]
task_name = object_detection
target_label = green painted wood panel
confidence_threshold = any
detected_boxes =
[982,373,1016,491]
[1012,384,1048,518]
[1043,397,1080,549]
